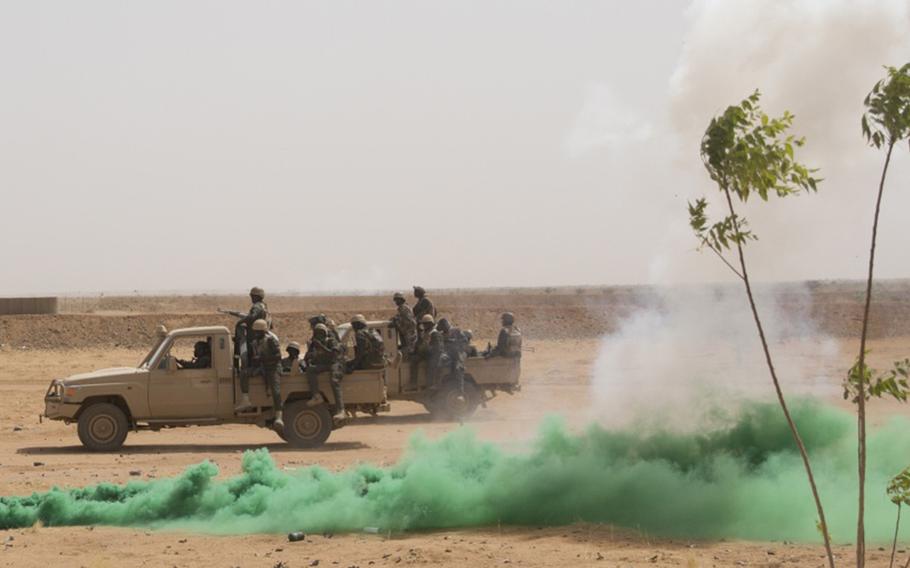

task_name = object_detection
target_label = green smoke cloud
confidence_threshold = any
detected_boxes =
[2,400,909,542]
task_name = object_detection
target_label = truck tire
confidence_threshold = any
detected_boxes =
[282,401,332,449]
[431,380,480,421]
[77,402,129,452]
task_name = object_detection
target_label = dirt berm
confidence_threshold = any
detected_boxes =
[2,281,909,349]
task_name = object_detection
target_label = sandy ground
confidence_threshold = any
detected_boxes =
[1,335,910,567]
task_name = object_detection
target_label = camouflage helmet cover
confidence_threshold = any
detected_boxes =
[250,286,265,297]
[351,314,367,325]
[287,341,301,352]
[419,314,435,324]
[501,312,515,324]
[413,285,426,296]
[252,319,269,331]
[313,323,328,334]
[393,292,405,301]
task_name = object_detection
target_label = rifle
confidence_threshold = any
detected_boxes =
[217,308,245,318]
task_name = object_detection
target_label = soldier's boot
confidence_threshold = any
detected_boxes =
[234,393,253,412]
[273,410,284,430]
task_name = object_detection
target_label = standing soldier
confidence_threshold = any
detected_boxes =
[409,314,436,390]
[487,312,522,358]
[435,318,468,392]
[412,286,437,322]
[241,319,284,429]
[346,314,385,372]
[304,323,345,419]
[390,292,418,353]
[221,286,272,330]
[281,341,302,374]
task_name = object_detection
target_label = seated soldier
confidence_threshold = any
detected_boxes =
[434,318,468,391]
[346,314,385,372]
[304,323,345,418]
[177,341,211,369]
[487,312,522,358]
[281,341,303,374]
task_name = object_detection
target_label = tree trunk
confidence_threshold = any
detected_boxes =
[722,186,836,568]
[891,504,902,568]
[857,141,896,568]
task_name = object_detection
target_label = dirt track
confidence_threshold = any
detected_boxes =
[1,287,909,567]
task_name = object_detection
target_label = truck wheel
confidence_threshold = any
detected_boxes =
[432,381,480,421]
[77,403,129,451]
[282,401,332,449]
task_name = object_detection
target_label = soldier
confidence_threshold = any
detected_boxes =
[177,341,211,369]
[390,292,417,353]
[304,323,345,419]
[309,313,341,343]
[346,314,385,372]
[238,319,284,429]
[435,318,468,392]
[412,286,437,322]
[281,341,302,374]
[222,286,272,330]
[407,314,436,390]
[487,312,522,358]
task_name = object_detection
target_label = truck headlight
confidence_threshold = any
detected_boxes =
[45,380,63,400]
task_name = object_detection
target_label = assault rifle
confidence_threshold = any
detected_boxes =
[217,307,246,318]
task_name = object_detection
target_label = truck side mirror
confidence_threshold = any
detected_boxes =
[166,355,178,373]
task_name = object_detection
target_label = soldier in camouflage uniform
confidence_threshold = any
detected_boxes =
[235,286,272,329]
[487,312,522,359]
[390,292,417,353]
[304,323,345,418]
[407,314,436,390]
[281,341,302,374]
[309,313,341,343]
[242,319,284,429]
[435,318,468,392]
[412,286,437,322]
[346,314,385,372]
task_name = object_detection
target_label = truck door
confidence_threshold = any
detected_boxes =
[148,335,219,418]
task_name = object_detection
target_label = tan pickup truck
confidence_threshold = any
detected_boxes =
[43,320,521,451]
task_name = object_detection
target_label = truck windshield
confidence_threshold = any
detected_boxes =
[139,337,168,369]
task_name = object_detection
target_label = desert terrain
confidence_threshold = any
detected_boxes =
[1,283,909,567]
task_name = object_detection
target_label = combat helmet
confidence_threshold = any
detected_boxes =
[252,319,269,331]
[419,314,435,324]
[501,312,515,325]
[287,341,301,353]
[393,292,405,302]
[413,285,426,297]
[313,323,328,334]
[250,286,265,298]
[351,314,367,325]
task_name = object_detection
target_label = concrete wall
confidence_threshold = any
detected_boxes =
[0,297,59,315]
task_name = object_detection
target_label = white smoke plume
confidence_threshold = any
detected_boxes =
[589,284,840,427]
[588,0,907,421]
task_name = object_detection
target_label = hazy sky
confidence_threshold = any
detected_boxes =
[1,1,908,295]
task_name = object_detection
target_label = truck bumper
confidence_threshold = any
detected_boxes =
[44,399,80,421]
